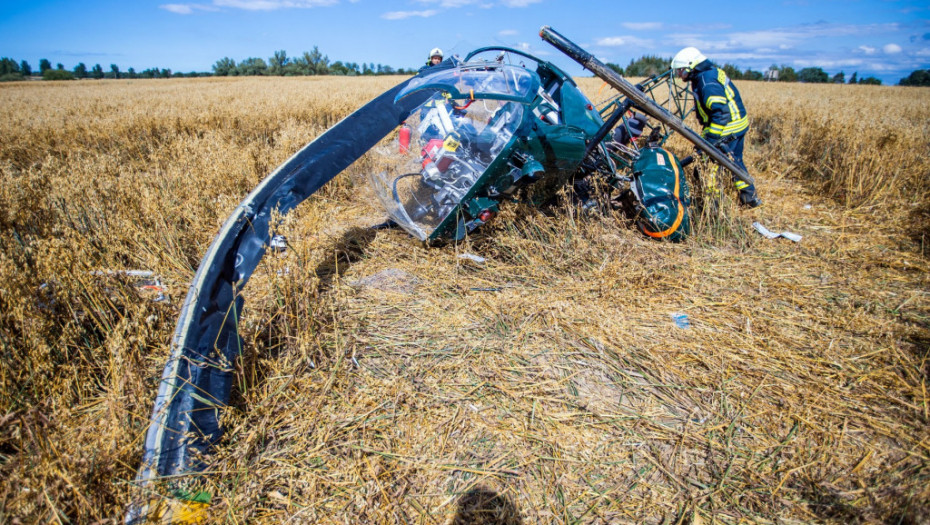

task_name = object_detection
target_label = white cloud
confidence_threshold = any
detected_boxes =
[161,4,194,13]
[500,0,542,6]
[883,43,902,54]
[621,22,662,31]
[412,0,538,6]
[381,9,438,20]
[916,48,930,57]
[516,42,531,51]
[858,45,877,55]
[498,29,518,37]
[213,0,336,10]
[160,3,220,14]
[596,35,653,48]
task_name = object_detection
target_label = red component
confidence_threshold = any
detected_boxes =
[399,123,411,153]
[421,139,444,168]
[586,104,593,110]
[478,210,495,222]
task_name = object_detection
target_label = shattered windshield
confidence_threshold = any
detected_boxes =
[369,93,524,240]
[396,64,539,104]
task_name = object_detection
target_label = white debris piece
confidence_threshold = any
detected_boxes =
[458,253,486,264]
[752,222,802,243]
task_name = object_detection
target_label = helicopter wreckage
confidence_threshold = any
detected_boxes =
[127,26,757,521]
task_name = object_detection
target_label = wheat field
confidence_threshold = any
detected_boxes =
[1,76,929,524]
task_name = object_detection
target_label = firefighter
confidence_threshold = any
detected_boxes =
[671,47,761,208]
[427,47,443,67]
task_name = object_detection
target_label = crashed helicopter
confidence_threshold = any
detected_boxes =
[127,27,757,520]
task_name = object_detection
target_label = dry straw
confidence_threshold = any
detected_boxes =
[1,76,928,524]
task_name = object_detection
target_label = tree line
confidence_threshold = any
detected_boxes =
[210,48,417,77]
[0,46,416,82]
[606,56,930,87]
[3,51,928,86]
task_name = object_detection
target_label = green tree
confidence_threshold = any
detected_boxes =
[73,62,87,78]
[831,71,845,83]
[848,71,858,84]
[108,64,121,79]
[236,57,268,76]
[721,63,742,80]
[899,69,930,86]
[606,62,624,76]
[91,63,104,79]
[20,60,32,76]
[42,69,74,80]
[269,50,288,75]
[859,76,881,85]
[777,65,798,82]
[127,67,137,78]
[798,67,829,83]
[625,55,671,77]
[212,57,237,76]
[743,69,763,81]
[39,58,51,74]
[0,57,23,81]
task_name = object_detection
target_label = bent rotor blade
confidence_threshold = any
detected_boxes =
[128,78,429,518]
[539,26,755,187]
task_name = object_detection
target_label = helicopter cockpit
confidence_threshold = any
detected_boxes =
[369,63,535,241]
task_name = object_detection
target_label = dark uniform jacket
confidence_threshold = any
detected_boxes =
[689,60,749,141]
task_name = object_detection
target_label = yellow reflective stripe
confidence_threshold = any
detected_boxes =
[706,95,727,107]
[707,115,748,135]
[734,180,749,190]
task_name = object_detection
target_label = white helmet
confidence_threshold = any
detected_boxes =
[429,47,443,59]
[671,47,706,72]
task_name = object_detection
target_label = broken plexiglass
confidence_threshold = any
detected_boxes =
[370,92,524,240]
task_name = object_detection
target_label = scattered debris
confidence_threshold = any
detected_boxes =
[670,312,691,329]
[458,253,486,264]
[90,270,169,302]
[752,222,802,243]
[269,234,287,252]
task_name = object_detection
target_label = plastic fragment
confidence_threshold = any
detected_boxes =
[671,312,691,329]
[458,253,486,263]
[752,222,802,243]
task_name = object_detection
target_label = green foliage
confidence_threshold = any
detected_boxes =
[0,57,21,77]
[73,62,87,79]
[721,63,742,80]
[605,62,624,76]
[236,57,268,76]
[832,71,845,84]
[20,60,32,76]
[624,55,670,77]
[56,63,64,71]
[213,57,237,76]
[858,76,881,85]
[107,64,121,79]
[798,67,829,83]
[848,72,858,84]
[898,69,930,86]
[42,69,75,80]
[39,58,51,73]
[777,65,798,82]
[269,50,288,76]
[743,69,763,81]
[91,64,104,79]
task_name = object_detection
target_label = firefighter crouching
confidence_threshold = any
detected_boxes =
[671,47,762,208]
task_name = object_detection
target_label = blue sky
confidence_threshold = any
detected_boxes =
[1,0,928,84]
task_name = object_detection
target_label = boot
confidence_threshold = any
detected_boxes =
[739,188,762,208]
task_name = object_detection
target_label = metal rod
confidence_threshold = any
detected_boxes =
[540,26,755,187]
